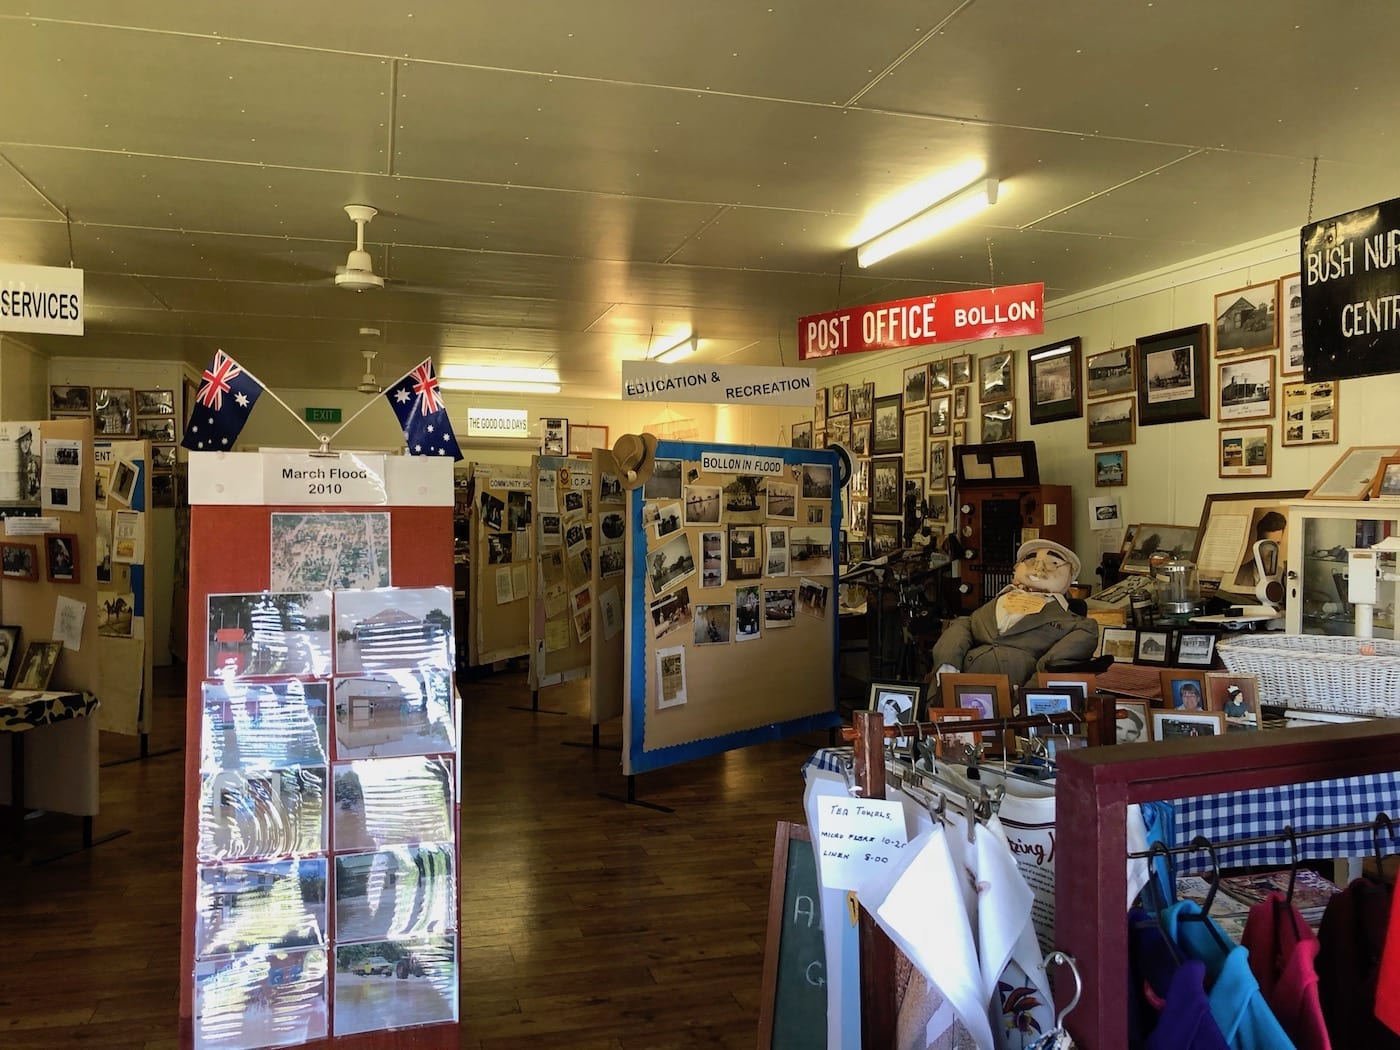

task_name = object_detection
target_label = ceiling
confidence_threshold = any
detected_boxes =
[2,1,1398,399]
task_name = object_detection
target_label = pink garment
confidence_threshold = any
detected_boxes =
[1377,873,1400,1035]
[1240,891,1330,1050]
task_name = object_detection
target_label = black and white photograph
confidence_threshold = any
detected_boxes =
[599,540,625,579]
[766,481,796,519]
[762,587,796,629]
[851,381,874,421]
[870,519,901,556]
[727,525,762,581]
[980,399,1015,443]
[1027,337,1082,425]
[800,463,833,500]
[1,541,37,580]
[644,458,682,500]
[1281,380,1338,446]
[789,526,833,576]
[1137,324,1211,425]
[508,490,532,530]
[136,388,176,415]
[97,589,136,637]
[599,471,625,505]
[542,417,568,456]
[1174,632,1218,667]
[0,424,41,503]
[562,489,585,515]
[270,513,392,591]
[1144,344,1195,404]
[978,350,1013,402]
[333,935,457,1036]
[206,591,334,678]
[926,490,949,524]
[335,844,455,943]
[829,383,849,414]
[871,393,903,455]
[334,669,455,760]
[871,456,903,517]
[648,531,697,594]
[1280,273,1304,374]
[653,501,682,538]
[722,475,764,521]
[734,585,761,641]
[683,484,722,526]
[953,385,969,420]
[331,756,454,854]
[902,363,929,407]
[700,531,724,588]
[649,585,693,640]
[929,394,951,438]
[1134,630,1171,665]
[479,491,505,531]
[1086,397,1136,448]
[950,354,973,386]
[151,444,178,469]
[201,679,329,768]
[45,531,79,583]
[790,421,813,449]
[1086,346,1135,399]
[826,412,851,448]
[797,577,830,617]
[333,586,453,675]
[540,513,562,546]
[487,533,514,564]
[693,603,732,644]
[929,359,951,392]
[49,384,91,414]
[871,683,920,750]
[93,386,135,436]
[850,421,871,456]
[195,857,328,959]
[594,511,623,541]
[764,525,789,577]
[929,441,949,486]
[1218,355,1275,421]
[0,625,20,686]
[1214,279,1279,356]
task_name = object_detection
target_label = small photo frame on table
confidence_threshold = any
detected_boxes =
[871,394,903,455]
[790,421,813,449]
[1137,324,1210,425]
[870,681,921,750]
[851,381,874,421]
[14,639,61,690]
[1206,672,1261,725]
[1097,626,1137,662]
[1027,337,1083,425]
[49,384,91,414]
[568,424,609,457]
[1086,346,1135,400]
[829,383,849,414]
[135,389,176,415]
[1281,380,1339,447]
[1217,355,1275,421]
[929,394,951,437]
[903,364,929,407]
[1280,273,1304,375]
[1151,709,1227,742]
[1114,701,1150,744]
[1219,425,1272,479]
[939,672,1011,738]
[978,350,1014,403]
[45,533,79,583]
[1086,397,1135,448]
[93,387,135,437]
[1306,446,1400,500]
[980,399,1016,443]
[1173,631,1218,667]
[1213,279,1279,356]
[1161,670,1209,711]
[924,708,977,758]
[950,354,973,386]
[1370,456,1400,501]
[1020,686,1078,717]
[1034,671,1096,703]
[1,542,38,580]
[1094,450,1126,487]
[1134,630,1171,665]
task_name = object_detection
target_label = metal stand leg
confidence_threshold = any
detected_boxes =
[598,774,674,813]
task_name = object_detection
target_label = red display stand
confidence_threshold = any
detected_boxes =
[177,452,458,1050]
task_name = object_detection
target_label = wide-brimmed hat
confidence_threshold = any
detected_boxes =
[612,432,660,490]
[1015,538,1081,581]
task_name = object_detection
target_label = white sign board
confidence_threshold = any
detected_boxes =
[621,360,815,406]
[263,453,388,505]
[0,263,84,335]
[699,451,786,476]
[466,407,529,438]
[815,795,910,892]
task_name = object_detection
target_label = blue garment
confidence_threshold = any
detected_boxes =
[1162,900,1297,1050]
[1138,800,1176,906]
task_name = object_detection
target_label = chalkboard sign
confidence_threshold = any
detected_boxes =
[758,822,827,1049]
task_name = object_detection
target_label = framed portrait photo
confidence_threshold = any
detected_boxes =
[1206,672,1261,724]
[980,399,1016,444]
[1086,346,1135,400]
[929,394,951,438]
[1114,701,1150,745]
[871,394,903,455]
[1161,670,1209,712]
[1151,709,1227,742]
[1136,324,1210,426]
[978,350,1014,403]
[93,387,135,437]
[903,364,929,408]
[814,388,827,429]
[929,359,951,392]
[849,420,871,456]
[45,532,79,583]
[939,672,1012,738]
[869,681,921,750]
[1281,379,1339,447]
[829,383,849,414]
[1217,354,1275,421]
[1086,397,1135,448]
[1214,279,1280,357]
[14,639,62,691]
[0,542,39,581]
[953,385,970,421]
[1094,450,1127,487]
[1027,337,1083,425]
[1218,424,1272,479]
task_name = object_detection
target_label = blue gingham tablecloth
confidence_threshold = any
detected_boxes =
[804,746,852,777]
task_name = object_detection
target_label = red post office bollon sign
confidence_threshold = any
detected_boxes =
[796,282,1045,359]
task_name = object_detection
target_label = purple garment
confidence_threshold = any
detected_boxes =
[1129,907,1230,1050]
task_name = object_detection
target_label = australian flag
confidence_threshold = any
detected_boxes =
[385,358,462,460]
[181,350,264,452]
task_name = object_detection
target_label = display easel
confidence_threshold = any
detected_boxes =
[177,451,459,1049]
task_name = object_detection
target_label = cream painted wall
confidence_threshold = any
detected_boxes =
[0,334,51,420]
[776,226,1398,576]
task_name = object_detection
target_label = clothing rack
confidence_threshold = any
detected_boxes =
[1054,718,1400,1048]
[1126,814,1398,859]
[845,694,1116,1047]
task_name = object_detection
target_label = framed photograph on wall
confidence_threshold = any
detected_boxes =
[903,364,929,407]
[1214,279,1279,357]
[871,394,903,455]
[980,399,1016,443]
[851,382,874,421]
[953,385,969,420]
[1,542,38,580]
[1280,273,1304,375]
[49,385,91,415]
[869,518,902,556]
[814,388,827,429]
[929,359,951,392]
[902,413,927,474]
[929,394,951,437]
[978,350,1013,403]
[1219,425,1272,479]
[1086,346,1135,400]
[790,421,813,449]
[138,417,178,443]
[827,412,852,448]
[93,387,135,437]
[541,417,568,457]
[950,354,972,386]
[45,532,79,583]
[569,424,609,456]
[829,383,849,414]
[1281,379,1339,447]
[870,456,904,517]
[1027,336,1083,424]
[1086,397,1135,448]
[1094,450,1126,487]
[850,421,870,456]
[1218,354,1275,421]
[1136,324,1210,426]
[136,389,176,415]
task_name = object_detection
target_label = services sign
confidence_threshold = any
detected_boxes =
[0,263,84,335]
[797,281,1044,359]
[621,360,815,406]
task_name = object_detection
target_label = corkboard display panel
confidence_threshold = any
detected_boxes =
[531,455,593,685]
[468,463,532,666]
[590,448,626,727]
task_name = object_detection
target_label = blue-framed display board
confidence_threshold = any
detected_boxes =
[622,440,842,775]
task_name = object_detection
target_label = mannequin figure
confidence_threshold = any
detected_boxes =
[930,539,1099,687]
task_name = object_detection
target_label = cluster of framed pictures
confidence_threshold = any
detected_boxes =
[50,384,183,507]
[0,624,62,691]
[0,533,80,584]
[1096,625,1218,667]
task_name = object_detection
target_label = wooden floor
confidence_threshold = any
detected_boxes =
[1,665,833,1049]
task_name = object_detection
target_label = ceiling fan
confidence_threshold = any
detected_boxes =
[335,204,386,292]
[355,349,382,393]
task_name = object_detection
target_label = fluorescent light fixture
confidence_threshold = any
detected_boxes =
[655,333,697,363]
[856,177,999,269]
[438,363,562,393]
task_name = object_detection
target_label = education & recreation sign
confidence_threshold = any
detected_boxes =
[796,282,1043,359]
[620,360,815,406]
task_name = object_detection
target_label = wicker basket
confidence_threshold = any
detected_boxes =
[1216,633,1400,716]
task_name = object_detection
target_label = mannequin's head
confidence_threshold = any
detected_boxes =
[1012,539,1080,595]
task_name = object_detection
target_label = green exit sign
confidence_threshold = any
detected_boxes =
[304,407,342,424]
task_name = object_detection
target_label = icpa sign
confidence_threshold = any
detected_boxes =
[0,263,84,335]
[466,407,529,438]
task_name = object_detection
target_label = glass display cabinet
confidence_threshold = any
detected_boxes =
[1285,499,1400,637]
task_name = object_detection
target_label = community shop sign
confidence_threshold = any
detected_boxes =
[0,263,84,335]
[620,361,815,406]
[796,282,1043,359]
